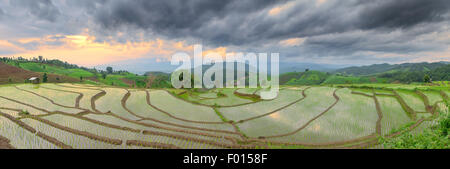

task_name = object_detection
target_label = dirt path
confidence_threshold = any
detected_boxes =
[90,90,107,113]
[392,90,417,120]
[126,140,180,149]
[372,93,383,135]
[0,135,14,149]
[415,90,434,114]
[0,111,72,149]
[233,90,261,100]
[351,91,373,97]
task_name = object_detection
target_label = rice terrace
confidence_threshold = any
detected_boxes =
[0,81,448,149]
[0,0,450,152]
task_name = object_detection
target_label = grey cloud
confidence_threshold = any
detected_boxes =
[358,0,450,29]
[0,0,449,64]
[10,0,61,22]
[90,0,450,48]
[93,0,285,44]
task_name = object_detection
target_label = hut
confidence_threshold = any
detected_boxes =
[29,77,40,84]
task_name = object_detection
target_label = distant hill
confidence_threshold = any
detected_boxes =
[0,62,79,84]
[335,62,449,76]
[282,71,330,85]
[279,62,348,73]
[144,71,172,88]
[2,56,448,87]
[0,57,172,88]
[281,62,450,85]
[95,57,350,74]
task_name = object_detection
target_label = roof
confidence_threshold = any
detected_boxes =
[29,77,39,80]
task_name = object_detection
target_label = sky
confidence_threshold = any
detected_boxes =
[0,0,449,67]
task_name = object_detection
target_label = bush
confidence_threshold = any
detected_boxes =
[19,110,30,116]
[381,103,449,149]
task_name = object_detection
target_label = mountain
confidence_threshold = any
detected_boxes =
[278,62,348,73]
[94,57,178,74]
[281,71,330,85]
[280,61,450,85]
[94,57,350,74]
[335,62,449,76]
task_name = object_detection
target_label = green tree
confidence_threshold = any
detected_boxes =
[80,76,83,82]
[43,73,48,83]
[102,73,107,79]
[106,67,113,74]
[423,74,431,83]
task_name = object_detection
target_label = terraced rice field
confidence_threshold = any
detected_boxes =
[0,83,446,149]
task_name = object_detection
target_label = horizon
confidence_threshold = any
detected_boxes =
[0,0,449,68]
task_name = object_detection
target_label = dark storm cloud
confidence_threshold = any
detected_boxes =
[10,0,61,22]
[93,0,287,44]
[358,0,450,29]
[91,0,450,47]
[0,0,449,64]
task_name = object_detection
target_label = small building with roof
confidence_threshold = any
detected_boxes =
[28,77,40,84]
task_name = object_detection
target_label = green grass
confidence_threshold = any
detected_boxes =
[380,103,449,149]
[285,71,328,85]
[6,61,158,88]
[322,75,386,84]
[12,62,95,79]
[97,74,130,87]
